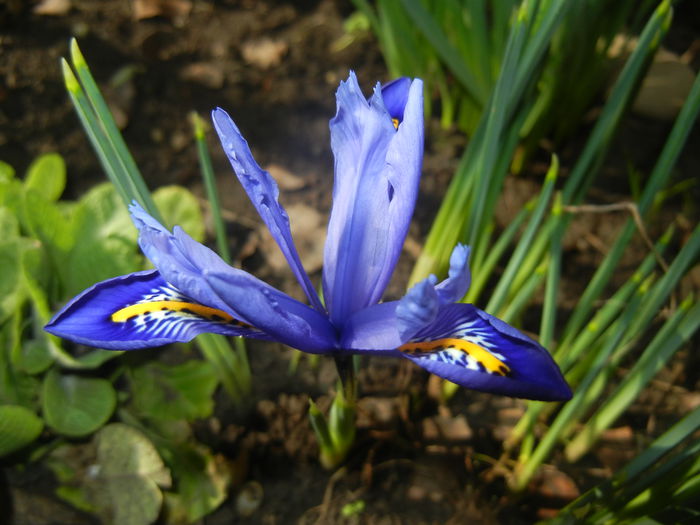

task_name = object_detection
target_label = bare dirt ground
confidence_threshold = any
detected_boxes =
[1,1,699,523]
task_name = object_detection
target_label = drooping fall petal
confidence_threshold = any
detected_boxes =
[45,270,267,350]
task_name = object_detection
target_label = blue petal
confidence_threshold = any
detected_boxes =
[380,77,412,123]
[131,202,237,315]
[45,270,268,350]
[323,73,424,326]
[211,108,324,313]
[394,244,472,339]
[399,304,572,401]
[131,203,337,353]
[205,269,337,353]
[340,301,402,353]
[395,276,439,341]
[435,244,471,303]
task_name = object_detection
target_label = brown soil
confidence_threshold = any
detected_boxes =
[1,1,699,524]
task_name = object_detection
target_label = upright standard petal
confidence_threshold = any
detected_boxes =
[380,77,412,123]
[45,270,268,350]
[399,304,572,401]
[131,203,337,353]
[323,73,424,327]
[435,244,471,304]
[211,108,324,313]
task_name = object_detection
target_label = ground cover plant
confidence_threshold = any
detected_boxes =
[1,0,699,523]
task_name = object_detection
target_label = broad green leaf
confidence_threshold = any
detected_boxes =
[96,423,171,486]
[130,360,218,421]
[0,321,40,407]
[73,182,136,242]
[63,183,140,297]
[0,404,43,457]
[63,235,139,298]
[20,243,122,371]
[153,185,205,242]
[22,189,74,254]
[42,368,116,437]
[0,177,23,211]
[0,160,14,181]
[0,207,19,238]
[161,442,230,522]
[92,475,162,525]
[18,340,54,375]
[0,239,25,325]
[24,153,66,202]
[89,424,171,525]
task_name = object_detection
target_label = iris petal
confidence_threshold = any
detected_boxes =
[45,270,268,350]
[131,203,337,353]
[380,77,412,123]
[323,73,424,326]
[205,270,337,354]
[395,276,439,341]
[400,304,572,401]
[435,244,471,303]
[211,108,324,313]
[340,301,402,353]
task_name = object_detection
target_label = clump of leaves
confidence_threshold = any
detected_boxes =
[0,154,230,523]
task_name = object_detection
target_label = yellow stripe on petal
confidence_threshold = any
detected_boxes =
[399,338,511,376]
[111,301,239,324]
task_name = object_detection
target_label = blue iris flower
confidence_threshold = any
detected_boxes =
[45,73,571,402]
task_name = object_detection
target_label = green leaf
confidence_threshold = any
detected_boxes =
[42,368,116,437]
[22,189,74,254]
[18,340,54,375]
[24,153,66,202]
[0,160,14,181]
[161,442,229,522]
[92,423,171,525]
[0,207,20,238]
[96,423,171,486]
[153,185,205,242]
[63,183,140,297]
[0,321,40,406]
[0,238,32,325]
[130,360,218,421]
[73,182,137,242]
[0,404,44,457]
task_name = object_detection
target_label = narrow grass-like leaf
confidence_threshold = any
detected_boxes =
[565,296,700,462]
[561,65,700,344]
[191,113,231,264]
[510,289,644,492]
[465,206,529,303]
[399,0,487,106]
[561,0,671,205]
[506,227,672,449]
[552,406,700,523]
[69,40,160,221]
[486,156,558,314]
[539,194,563,348]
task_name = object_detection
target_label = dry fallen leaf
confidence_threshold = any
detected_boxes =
[241,38,288,70]
[132,0,191,22]
[33,0,71,16]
